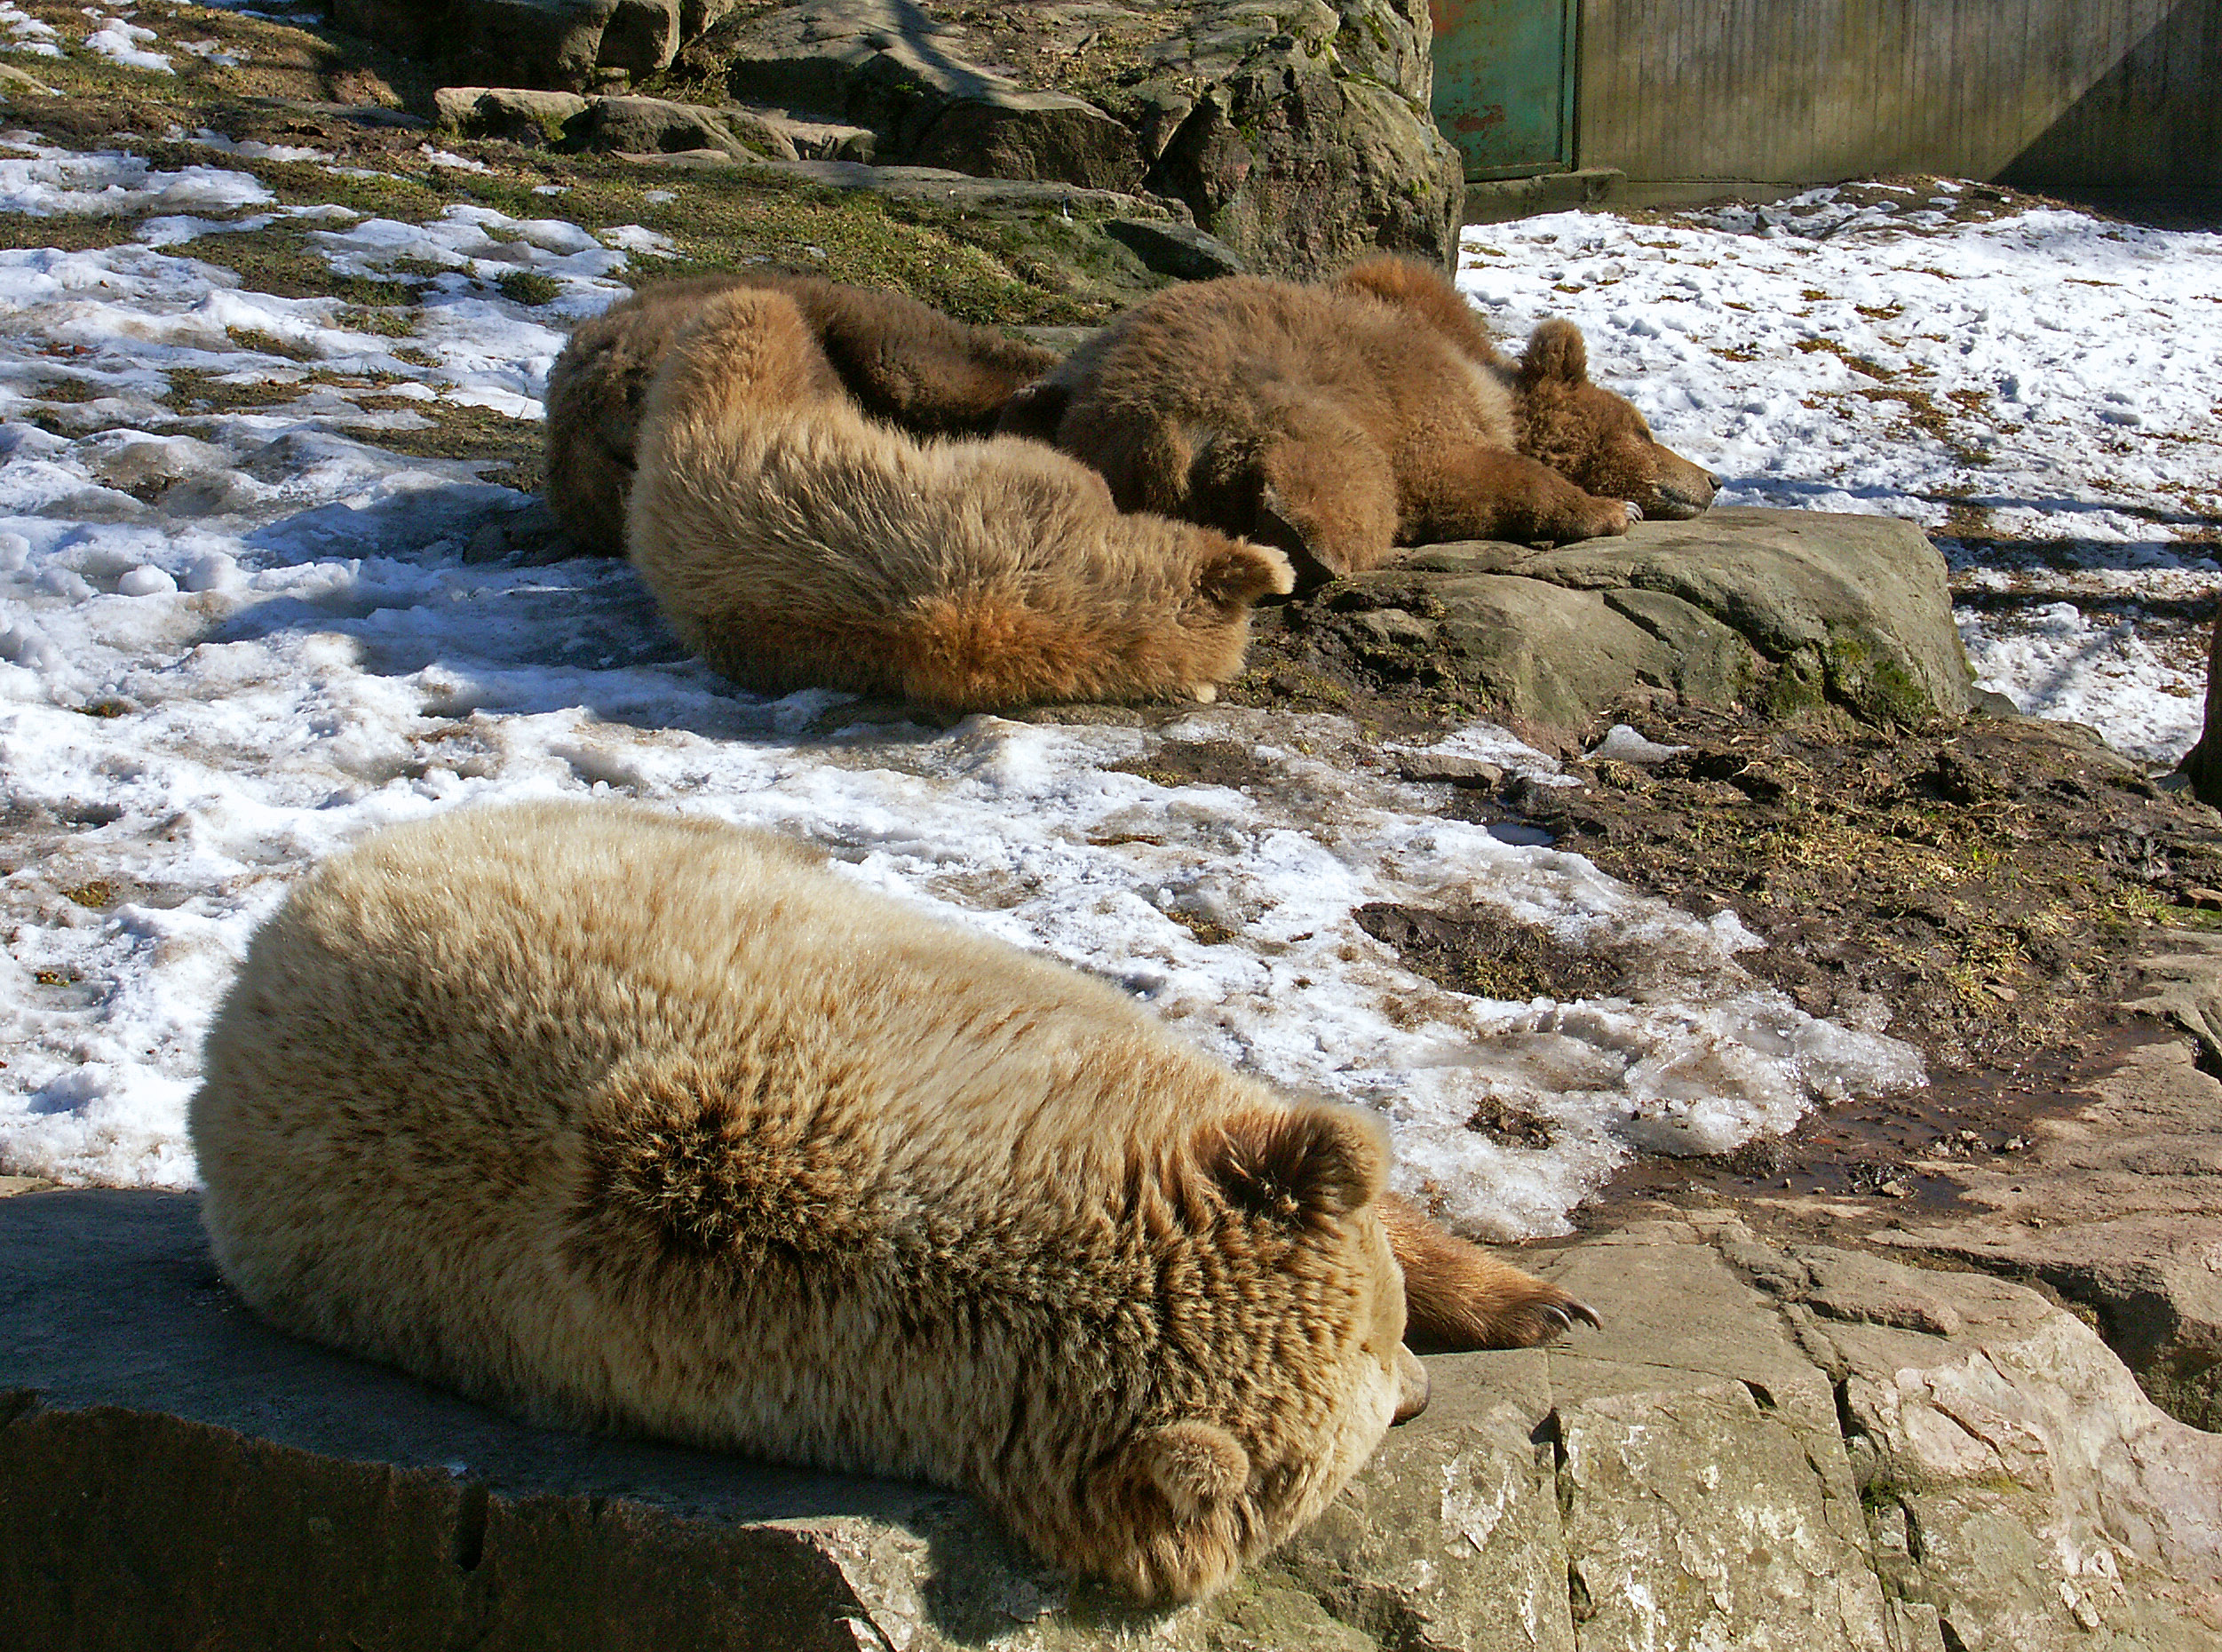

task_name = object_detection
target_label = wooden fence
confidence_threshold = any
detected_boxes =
[1567,0,2218,198]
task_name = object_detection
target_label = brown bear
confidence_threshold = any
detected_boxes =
[626,285,1295,711]
[545,271,1060,557]
[997,255,1719,578]
[190,802,1595,1600]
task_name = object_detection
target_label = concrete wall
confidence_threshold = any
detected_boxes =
[1575,0,2219,200]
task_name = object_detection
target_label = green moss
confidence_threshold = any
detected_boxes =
[1823,625,1934,727]
[492,268,565,306]
[1759,649,1828,719]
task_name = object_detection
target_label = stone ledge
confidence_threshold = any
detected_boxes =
[7,1190,2218,1649]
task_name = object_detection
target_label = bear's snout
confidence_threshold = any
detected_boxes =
[1642,453,1720,520]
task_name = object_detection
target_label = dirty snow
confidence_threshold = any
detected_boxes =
[4,125,2213,1232]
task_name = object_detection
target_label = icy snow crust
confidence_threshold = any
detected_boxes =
[21,139,2210,1230]
[1461,187,2222,764]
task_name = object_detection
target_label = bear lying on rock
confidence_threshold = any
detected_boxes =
[545,272,1060,557]
[190,801,1598,1600]
[627,285,1295,710]
[999,255,1719,577]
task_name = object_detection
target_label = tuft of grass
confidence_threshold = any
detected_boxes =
[492,268,564,306]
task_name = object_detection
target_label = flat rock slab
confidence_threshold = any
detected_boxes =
[8,1193,2219,1649]
[1269,508,1976,751]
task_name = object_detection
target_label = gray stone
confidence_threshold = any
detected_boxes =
[432,85,591,143]
[1869,986,2222,1434]
[1518,507,1975,725]
[714,0,1004,146]
[1102,218,1245,281]
[14,1194,2216,1648]
[563,92,801,160]
[1144,46,1464,281]
[909,91,1143,193]
[448,0,625,93]
[1318,510,1976,751]
[1789,1244,2222,1651]
[667,0,1459,278]
[596,0,686,76]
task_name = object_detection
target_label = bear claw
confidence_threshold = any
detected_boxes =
[1543,1298,1603,1335]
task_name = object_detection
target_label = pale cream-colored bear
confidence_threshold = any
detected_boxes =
[625,286,1294,711]
[190,802,1591,1600]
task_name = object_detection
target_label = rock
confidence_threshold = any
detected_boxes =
[1141,35,1465,281]
[670,0,1460,278]
[433,85,591,143]
[446,0,627,92]
[1290,508,1974,750]
[562,91,800,159]
[1785,1243,2222,1650]
[595,0,686,76]
[11,1195,2219,1648]
[1101,218,1244,280]
[1517,508,1976,726]
[1869,983,2222,1434]
[909,91,1143,193]
[710,0,1027,151]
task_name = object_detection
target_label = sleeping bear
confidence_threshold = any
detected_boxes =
[190,802,1598,1601]
[624,285,1294,710]
[999,254,1719,578]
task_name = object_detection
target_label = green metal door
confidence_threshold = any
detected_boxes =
[1429,0,1576,180]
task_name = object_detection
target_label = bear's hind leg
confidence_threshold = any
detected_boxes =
[1379,1194,1600,1352]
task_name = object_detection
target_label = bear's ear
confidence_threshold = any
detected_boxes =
[1131,1420,1250,1521]
[1520,320,1591,386]
[1196,539,1297,607]
[1208,1102,1388,1222]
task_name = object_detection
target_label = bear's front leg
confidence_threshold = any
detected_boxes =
[1378,1193,1600,1352]
[1409,447,1636,548]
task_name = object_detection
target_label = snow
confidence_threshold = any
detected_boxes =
[1460,184,2222,762]
[3,129,2212,1234]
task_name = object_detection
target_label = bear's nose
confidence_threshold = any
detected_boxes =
[1706,471,1723,489]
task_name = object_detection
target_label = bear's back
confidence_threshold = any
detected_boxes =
[192,806,1272,1434]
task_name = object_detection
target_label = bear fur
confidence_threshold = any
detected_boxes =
[625,285,1296,711]
[188,803,1595,1597]
[545,272,1061,557]
[998,255,1719,578]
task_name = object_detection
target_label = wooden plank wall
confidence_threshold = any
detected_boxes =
[1575,0,2218,195]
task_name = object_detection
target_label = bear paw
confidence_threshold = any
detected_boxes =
[1381,1194,1603,1353]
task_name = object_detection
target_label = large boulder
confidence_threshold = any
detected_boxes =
[1259,508,1978,751]
[333,0,684,91]
[667,0,1462,278]
[1126,2,1465,279]
[8,1192,2219,1649]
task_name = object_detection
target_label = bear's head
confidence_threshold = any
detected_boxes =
[1054,1100,1426,1601]
[1516,320,1719,520]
